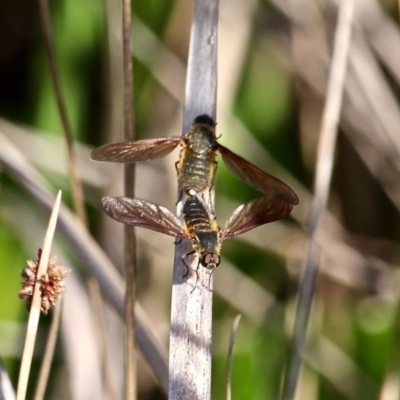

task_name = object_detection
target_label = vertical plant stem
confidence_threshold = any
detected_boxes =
[37,1,116,398]
[226,315,241,400]
[33,298,63,400]
[17,191,62,400]
[122,0,137,398]
[37,0,87,226]
[168,0,218,399]
[281,1,355,399]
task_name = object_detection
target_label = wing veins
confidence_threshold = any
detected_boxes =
[221,196,293,240]
[102,197,188,238]
[91,137,182,163]
[218,144,299,205]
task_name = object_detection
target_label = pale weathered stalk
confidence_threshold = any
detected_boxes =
[168,0,219,399]
[281,1,355,399]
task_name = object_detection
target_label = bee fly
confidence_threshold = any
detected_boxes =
[91,115,299,206]
[101,194,294,275]
[181,195,221,270]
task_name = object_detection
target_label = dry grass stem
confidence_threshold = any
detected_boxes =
[37,0,87,226]
[282,1,355,399]
[121,0,137,397]
[225,315,241,400]
[17,190,62,400]
[285,0,400,215]
[168,0,218,399]
[33,297,63,400]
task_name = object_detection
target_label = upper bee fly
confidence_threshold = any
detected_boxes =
[91,115,299,206]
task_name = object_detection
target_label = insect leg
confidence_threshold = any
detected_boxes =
[190,258,201,293]
[174,160,185,205]
[181,250,196,277]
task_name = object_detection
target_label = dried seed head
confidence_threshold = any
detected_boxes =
[19,250,70,314]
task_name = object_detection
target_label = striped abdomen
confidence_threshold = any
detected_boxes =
[183,196,213,233]
[182,196,220,254]
[176,123,218,195]
[177,149,216,195]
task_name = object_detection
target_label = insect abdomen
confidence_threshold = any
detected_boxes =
[178,150,215,195]
[183,196,213,233]
[183,196,220,254]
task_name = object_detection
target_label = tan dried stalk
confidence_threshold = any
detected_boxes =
[121,0,138,397]
[168,0,219,399]
[17,191,62,400]
[281,0,356,399]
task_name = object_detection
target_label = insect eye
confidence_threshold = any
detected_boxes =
[201,253,220,269]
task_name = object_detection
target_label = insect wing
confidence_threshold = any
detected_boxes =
[220,196,293,240]
[218,144,299,205]
[102,196,189,238]
[91,137,182,163]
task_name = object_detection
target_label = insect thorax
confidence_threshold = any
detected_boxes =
[195,231,220,253]
[187,123,218,150]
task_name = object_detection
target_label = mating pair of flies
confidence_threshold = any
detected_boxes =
[91,115,299,273]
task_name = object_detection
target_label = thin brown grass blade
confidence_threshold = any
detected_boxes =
[121,0,137,397]
[37,0,87,226]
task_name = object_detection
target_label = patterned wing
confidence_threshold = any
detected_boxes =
[91,137,182,163]
[102,197,189,238]
[220,196,293,240]
[218,144,299,205]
